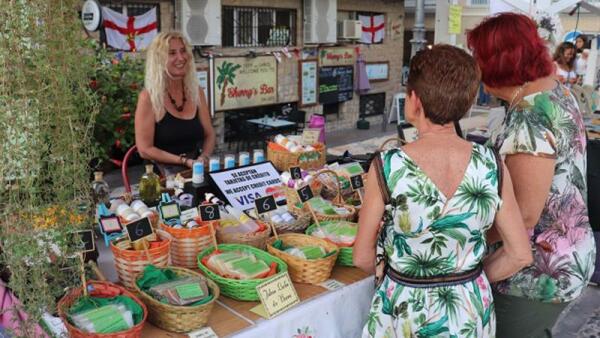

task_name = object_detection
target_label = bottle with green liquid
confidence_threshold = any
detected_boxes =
[139,164,160,205]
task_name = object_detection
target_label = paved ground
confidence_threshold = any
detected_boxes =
[103,120,600,337]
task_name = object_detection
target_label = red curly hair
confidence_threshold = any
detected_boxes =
[467,13,554,88]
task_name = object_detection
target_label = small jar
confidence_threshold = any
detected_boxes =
[238,152,250,166]
[224,153,236,169]
[252,149,265,163]
[209,156,220,172]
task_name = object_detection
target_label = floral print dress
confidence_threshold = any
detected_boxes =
[490,83,596,303]
[363,143,501,338]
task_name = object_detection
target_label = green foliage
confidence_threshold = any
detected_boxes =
[0,1,98,335]
[90,45,144,163]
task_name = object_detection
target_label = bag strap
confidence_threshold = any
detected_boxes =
[372,151,391,205]
[491,147,504,198]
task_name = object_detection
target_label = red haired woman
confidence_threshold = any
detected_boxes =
[468,13,595,338]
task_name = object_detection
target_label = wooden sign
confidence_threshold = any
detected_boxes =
[350,175,364,190]
[159,201,181,222]
[297,185,314,203]
[188,327,218,338]
[76,230,95,253]
[299,60,318,107]
[319,47,355,67]
[255,195,277,215]
[318,66,353,104]
[125,217,154,243]
[301,128,321,145]
[366,62,389,82]
[255,272,300,318]
[289,166,302,180]
[199,204,221,221]
[99,215,122,234]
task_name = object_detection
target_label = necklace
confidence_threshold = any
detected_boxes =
[167,90,186,112]
[508,82,528,111]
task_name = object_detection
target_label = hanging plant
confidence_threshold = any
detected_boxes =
[0,1,98,336]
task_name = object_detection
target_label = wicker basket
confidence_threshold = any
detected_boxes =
[267,142,326,172]
[259,210,311,234]
[378,137,407,151]
[57,280,148,338]
[159,222,216,269]
[305,223,356,267]
[283,179,323,207]
[110,238,171,290]
[197,244,288,301]
[266,233,338,284]
[134,266,219,333]
[215,221,271,250]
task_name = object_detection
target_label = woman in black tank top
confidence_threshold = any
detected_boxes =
[134,32,215,174]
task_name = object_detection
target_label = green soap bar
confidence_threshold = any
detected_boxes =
[176,283,205,299]
[344,163,364,175]
[84,305,129,333]
[229,257,269,276]
[300,246,326,259]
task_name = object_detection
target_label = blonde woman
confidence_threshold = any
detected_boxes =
[135,31,215,175]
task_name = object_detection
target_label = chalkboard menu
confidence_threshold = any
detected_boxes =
[318,66,353,104]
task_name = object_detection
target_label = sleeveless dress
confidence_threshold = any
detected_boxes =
[154,108,204,158]
[362,143,501,338]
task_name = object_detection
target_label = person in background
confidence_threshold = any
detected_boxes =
[354,45,532,338]
[575,34,587,53]
[575,35,589,83]
[134,31,215,175]
[468,13,596,338]
[553,42,578,87]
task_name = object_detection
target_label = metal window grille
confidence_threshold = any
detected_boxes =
[359,93,386,117]
[222,6,296,47]
[468,0,489,6]
[99,1,161,48]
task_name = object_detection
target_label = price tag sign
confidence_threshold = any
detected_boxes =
[296,185,314,203]
[180,207,199,223]
[255,195,277,215]
[76,230,95,253]
[199,204,221,221]
[318,279,346,291]
[302,128,321,145]
[350,175,364,190]
[188,326,218,338]
[255,272,300,318]
[159,201,181,222]
[125,217,154,243]
[289,166,302,180]
[98,215,122,234]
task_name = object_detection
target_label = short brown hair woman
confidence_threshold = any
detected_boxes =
[468,13,596,338]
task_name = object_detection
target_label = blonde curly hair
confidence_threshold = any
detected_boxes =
[145,31,199,121]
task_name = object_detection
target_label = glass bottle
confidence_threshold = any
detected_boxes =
[139,164,161,205]
[91,171,110,206]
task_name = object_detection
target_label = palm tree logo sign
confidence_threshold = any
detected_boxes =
[216,61,241,107]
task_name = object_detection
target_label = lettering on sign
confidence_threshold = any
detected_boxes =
[125,217,154,243]
[199,204,221,222]
[255,195,277,215]
[350,175,364,190]
[255,272,300,318]
[99,215,122,234]
[297,185,314,203]
[318,279,346,291]
[301,128,321,145]
[188,326,218,338]
[289,167,302,180]
[180,207,199,223]
[159,201,181,222]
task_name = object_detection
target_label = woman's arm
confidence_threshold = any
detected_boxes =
[505,153,555,229]
[134,90,193,167]
[354,163,385,274]
[484,163,533,282]
[196,88,216,160]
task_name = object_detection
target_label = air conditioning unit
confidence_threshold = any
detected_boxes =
[340,20,361,40]
[181,0,221,46]
[303,0,337,44]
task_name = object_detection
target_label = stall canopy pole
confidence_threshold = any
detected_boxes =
[411,0,427,57]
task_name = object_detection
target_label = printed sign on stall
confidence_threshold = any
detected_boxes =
[213,56,277,111]
[209,162,282,211]
[256,272,300,318]
[319,47,355,67]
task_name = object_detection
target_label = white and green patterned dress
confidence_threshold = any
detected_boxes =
[362,143,500,338]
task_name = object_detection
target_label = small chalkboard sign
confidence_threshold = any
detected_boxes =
[289,167,302,180]
[255,195,277,215]
[126,217,154,243]
[350,175,364,190]
[159,201,181,222]
[99,215,123,234]
[297,185,314,203]
[76,230,95,253]
[199,204,221,222]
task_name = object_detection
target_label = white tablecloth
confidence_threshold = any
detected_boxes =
[231,277,375,338]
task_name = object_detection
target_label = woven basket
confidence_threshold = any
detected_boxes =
[197,244,288,301]
[290,201,357,222]
[267,142,326,172]
[133,266,219,333]
[266,233,338,284]
[110,238,171,290]
[159,222,216,269]
[57,280,148,338]
[305,223,356,267]
[283,180,323,207]
[378,137,407,151]
[216,221,271,250]
[259,211,311,234]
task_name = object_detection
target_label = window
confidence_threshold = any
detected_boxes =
[99,2,161,47]
[222,6,296,47]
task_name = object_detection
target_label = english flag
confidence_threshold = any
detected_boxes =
[359,14,385,44]
[102,6,158,51]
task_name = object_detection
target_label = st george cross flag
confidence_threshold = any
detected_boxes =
[102,6,158,51]
[359,14,385,44]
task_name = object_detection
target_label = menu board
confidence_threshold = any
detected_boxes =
[318,66,353,104]
[299,60,318,107]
